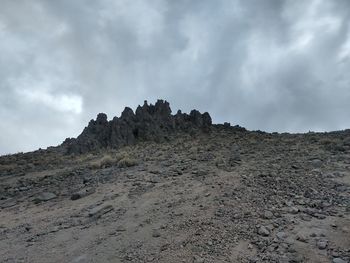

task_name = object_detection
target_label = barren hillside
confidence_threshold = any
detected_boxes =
[0,101,349,263]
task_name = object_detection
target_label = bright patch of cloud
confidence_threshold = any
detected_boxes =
[17,88,83,114]
[11,73,83,114]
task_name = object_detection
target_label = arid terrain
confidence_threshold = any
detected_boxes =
[0,101,349,263]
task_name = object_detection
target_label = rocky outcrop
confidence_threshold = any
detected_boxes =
[63,100,212,154]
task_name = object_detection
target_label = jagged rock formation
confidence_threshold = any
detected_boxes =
[63,100,212,154]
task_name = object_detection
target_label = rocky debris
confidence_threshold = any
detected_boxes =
[276,231,287,240]
[0,198,17,209]
[262,210,274,219]
[333,258,348,263]
[296,233,308,243]
[152,229,161,238]
[70,188,95,201]
[115,226,126,232]
[63,99,212,154]
[228,143,241,166]
[317,239,328,250]
[310,158,323,168]
[289,206,299,214]
[193,255,205,263]
[88,204,113,218]
[71,255,88,263]
[33,192,57,203]
[258,226,270,236]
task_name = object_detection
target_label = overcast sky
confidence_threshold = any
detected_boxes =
[1,0,350,154]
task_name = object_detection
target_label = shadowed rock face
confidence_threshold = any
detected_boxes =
[63,99,212,154]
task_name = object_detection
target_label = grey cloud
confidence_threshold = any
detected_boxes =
[1,0,350,154]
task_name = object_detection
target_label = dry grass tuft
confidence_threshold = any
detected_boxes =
[117,155,137,168]
[89,154,117,169]
[89,151,137,169]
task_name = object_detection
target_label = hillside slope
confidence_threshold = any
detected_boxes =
[0,102,349,263]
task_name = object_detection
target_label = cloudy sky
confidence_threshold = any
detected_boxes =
[1,0,350,154]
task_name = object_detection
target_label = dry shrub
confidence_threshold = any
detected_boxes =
[89,150,137,169]
[319,138,333,145]
[115,152,126,162]
[0,163,18,173]
[75,153,95,163]
[89,154,116,169]
[117,155,137,168]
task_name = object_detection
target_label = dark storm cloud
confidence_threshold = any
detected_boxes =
[1,0,350,154]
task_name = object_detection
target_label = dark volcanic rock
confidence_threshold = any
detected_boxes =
[63,99,212,154]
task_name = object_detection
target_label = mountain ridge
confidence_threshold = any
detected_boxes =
[62,99,212,154]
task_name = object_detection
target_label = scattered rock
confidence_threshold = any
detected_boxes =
[289,206,299,214]
[0,199,17,208]
[276,231,287,240]
[316,239,328,250]
[310,159,322,168]
[263,210,274,219]
[152,230,161,238]
[258,226,270,236]
[332,258,348,263]
[70,254,88,263]
[71,188,95,201]
[296,233,308,243]
[193,256,205,263]
[88,204,113,218]
[34,192,57,203]
[314,213,326,219]
[115,226,126,232]
[288,253,304,263]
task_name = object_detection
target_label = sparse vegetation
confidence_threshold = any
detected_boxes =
[89,154,117,169]
[88,152,137,169]
[117,155,137,168]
